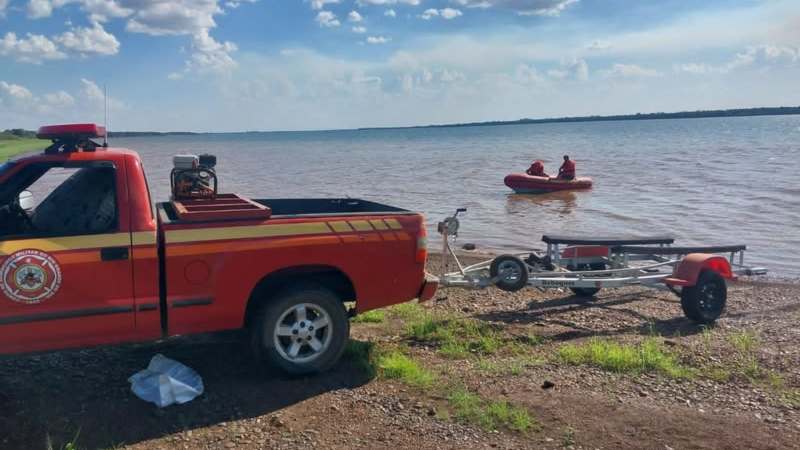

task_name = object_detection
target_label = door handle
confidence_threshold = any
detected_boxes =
[101,246,129,261]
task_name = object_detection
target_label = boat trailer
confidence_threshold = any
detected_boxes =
[437,209,768,324]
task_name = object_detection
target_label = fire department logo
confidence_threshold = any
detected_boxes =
[0,250,62,304]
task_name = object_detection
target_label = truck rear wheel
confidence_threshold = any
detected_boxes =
[680,270,727,324]
[251,284,349,375]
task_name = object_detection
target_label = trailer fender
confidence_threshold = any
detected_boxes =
[664,253,735,287]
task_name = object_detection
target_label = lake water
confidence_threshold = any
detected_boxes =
[111,115,800,277]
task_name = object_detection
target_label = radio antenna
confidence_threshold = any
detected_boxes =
[103,84,109,147]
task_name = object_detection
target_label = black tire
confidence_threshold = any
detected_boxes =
[490,255,529,292]
[570,287,601,297]
[680,270,727,324]
[251,284,349,375]
[567,263,605,298]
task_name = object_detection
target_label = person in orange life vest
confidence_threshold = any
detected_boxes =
[526,160,549,177]
[558,155,576,180]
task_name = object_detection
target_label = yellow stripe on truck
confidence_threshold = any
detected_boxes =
[0,232,131,255]
[384,219,403,230]
[348,220,373,232]
[165,222,332,244]
[328,221,353,233]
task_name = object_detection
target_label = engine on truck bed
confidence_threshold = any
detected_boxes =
[170,153,218,200]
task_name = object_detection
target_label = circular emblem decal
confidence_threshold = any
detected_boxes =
[0,250,62,304]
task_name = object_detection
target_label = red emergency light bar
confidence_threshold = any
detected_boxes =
[37,123,106,140]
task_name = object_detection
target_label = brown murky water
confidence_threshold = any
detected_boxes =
[110,115,800,277]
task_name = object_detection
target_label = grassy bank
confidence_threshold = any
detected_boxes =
[0,135,46,160]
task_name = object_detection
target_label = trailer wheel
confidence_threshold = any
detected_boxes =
[490,255,529,292]
[251,284,349,375]
[567,263,605,298]
[680,270,727,324]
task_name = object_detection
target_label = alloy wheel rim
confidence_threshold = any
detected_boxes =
[273,303,333,364]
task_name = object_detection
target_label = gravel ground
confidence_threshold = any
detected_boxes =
[1,253,798,449]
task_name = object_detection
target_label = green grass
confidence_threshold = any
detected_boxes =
[388,301,429,322]
[352,309,386,323]
[447,387,537,432]
[0,137,46,160]
[558,337,692,378]
[377,351,436,388]
[406,314,507,359]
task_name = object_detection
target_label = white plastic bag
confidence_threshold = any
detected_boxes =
[129,354,204,407]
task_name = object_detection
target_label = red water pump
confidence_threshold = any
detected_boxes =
[170,153,218,200]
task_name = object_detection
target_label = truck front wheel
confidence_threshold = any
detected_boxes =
[251,284,349,375]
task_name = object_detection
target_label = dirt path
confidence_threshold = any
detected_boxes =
[1,255,798,449]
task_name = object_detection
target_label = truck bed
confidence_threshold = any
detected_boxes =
[255,198,408,217]
[159,198,410,223]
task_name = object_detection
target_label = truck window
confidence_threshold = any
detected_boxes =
[0,163,118,239]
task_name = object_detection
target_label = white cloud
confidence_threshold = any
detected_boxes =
[124,1,220,36]
[225,0,256,9]
[0,0,9,16]
[440,8,462,19]
[0,32,66,63]
[27,0,53,19]
[601,63,661,78]
[511,0,578,16]
[352,26,367,33]
[454,0,578,16]
[420,8,438,19]
[316,10,341,27]
[186,29,238,72]
[421,8,462,20]
[366,36,390,44]
[357,0,421,5]
[311,0,339,10]
[548,58,587,81]
[348,10,363,22]
[673,63,714,75]
[43,90,75,107]
[0,81,34,101]
[452,0,491,8]
[81,77,105,101]
[384,8,396,17]
[674,45,800,76]
[56,21,120,56]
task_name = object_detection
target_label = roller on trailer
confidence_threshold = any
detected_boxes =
[436,209,767,324]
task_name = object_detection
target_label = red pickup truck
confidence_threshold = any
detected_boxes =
[0,124,437,374]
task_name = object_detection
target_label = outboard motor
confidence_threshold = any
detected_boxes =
[170,153,218,200]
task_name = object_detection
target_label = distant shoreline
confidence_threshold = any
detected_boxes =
[359,106,800,131]
[8,106,800,137]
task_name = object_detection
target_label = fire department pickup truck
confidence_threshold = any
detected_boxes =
[0,124,437,374]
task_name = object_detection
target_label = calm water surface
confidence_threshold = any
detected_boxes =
[112,116,800,277]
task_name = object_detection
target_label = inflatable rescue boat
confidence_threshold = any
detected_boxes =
[504,173,593,194]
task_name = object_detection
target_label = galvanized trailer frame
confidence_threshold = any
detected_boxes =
[436,209,767,323]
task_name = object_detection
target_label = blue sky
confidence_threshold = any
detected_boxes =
[1,0,798,131]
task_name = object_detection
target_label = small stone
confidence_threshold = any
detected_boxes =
[224,442,236,448]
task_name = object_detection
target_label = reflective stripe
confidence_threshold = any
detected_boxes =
[165,222,332,244]
[0,233,131,255]
[348,220,373,232]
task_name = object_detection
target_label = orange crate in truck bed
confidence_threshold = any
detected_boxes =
[172,193,272,222]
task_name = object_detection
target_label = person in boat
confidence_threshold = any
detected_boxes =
[526,160,549,177]
[557,155,576,180]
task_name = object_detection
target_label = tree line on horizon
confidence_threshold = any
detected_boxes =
[4,105,800,135]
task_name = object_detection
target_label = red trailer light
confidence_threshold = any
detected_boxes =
[37,123,106,140]
[416,219,428,264]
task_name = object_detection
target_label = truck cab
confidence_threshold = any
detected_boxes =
[0,124,437,374]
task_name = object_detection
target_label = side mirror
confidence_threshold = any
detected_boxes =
[18,190,34,211]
